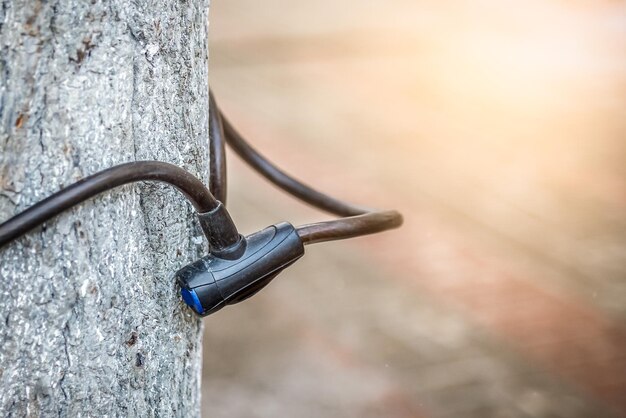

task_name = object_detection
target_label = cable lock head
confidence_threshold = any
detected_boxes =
[176,222,304,316]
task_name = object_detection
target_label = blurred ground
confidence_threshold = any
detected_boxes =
[202,1,626,417]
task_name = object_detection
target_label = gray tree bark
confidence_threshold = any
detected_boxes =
[0,0,210,416]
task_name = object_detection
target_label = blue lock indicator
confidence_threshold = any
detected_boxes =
[181,288,204,315]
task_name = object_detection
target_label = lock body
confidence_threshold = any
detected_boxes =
[176,222,304,316]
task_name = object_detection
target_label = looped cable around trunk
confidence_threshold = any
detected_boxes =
[0,91,402,250]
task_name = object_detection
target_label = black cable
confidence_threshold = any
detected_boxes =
[209,90,228,204]
[0,95,402,250]
[211,95,403,245]
[0,161,240,250]
[295,210,403,245]
[219,110,366,217]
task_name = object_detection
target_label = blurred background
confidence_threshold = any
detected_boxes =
[202,1,626,417]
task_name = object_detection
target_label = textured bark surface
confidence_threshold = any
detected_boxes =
[0,0,209,416]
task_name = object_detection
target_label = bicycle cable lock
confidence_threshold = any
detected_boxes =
[0,90,403,317]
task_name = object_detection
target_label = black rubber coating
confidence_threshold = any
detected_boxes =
[0,161,228,249]
[210,93,403,245]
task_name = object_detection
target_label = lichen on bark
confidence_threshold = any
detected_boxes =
[0,0,209,416]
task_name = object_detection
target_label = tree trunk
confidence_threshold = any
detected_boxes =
[0,0,209,415]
